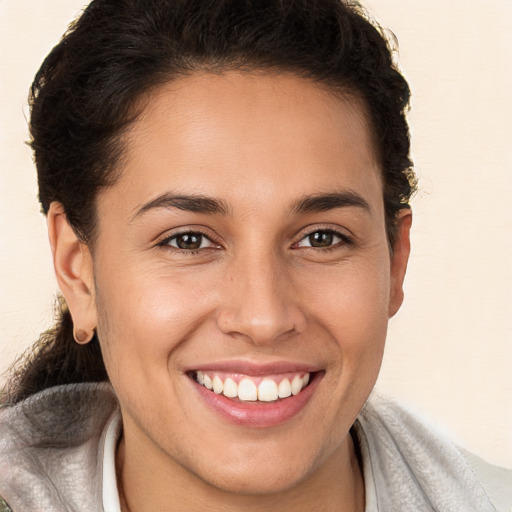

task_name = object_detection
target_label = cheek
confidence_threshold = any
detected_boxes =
[304,253,391,336]
[93,263,211,381]
[303,252,391,394]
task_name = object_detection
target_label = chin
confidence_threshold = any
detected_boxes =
[180,432,333,498]
[197,463,310,496]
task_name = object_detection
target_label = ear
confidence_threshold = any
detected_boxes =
[388,208,412,318]
[47,202,97,339]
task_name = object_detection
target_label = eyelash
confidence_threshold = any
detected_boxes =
[156,227,353,255]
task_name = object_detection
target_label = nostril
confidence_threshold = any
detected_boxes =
[216,312,303,346]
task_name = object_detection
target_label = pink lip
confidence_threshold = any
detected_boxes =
[184,359,321,376]
[188,369,323,428]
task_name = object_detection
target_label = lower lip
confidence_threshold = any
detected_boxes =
[190,372,323,428]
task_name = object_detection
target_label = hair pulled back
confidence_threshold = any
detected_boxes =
[5,0,416,403]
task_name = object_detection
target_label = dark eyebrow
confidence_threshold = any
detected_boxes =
[290,191,371,215]
[131,193,230,220]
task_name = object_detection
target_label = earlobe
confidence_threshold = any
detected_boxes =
[47,202,97,342]
[388,209,412,318]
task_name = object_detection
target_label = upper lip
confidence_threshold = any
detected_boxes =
[183,359,322,376]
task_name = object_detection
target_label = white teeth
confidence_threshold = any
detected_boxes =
[278,378,292,398]
[203,374,213,390]
[238,378,258,401]
[223,377,238,398]
[194,372,311,401]
[258,379,279,402]
[212,375,224,394]
[291,375,303,395]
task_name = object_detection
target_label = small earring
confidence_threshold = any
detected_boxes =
[73,328,94,345]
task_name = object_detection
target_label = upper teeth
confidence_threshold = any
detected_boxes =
[195,371,310,402]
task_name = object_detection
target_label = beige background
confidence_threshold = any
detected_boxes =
[1,0,511,469]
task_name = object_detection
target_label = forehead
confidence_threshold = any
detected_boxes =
[108,71,382,215]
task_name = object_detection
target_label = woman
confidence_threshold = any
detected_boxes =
[0,1,510,511]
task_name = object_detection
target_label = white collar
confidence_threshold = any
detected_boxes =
[102,411,122,512]
[351,422,379,512]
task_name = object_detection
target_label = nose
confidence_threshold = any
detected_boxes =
[216,251,306,345]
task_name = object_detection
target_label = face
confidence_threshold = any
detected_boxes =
[59,71,410,498]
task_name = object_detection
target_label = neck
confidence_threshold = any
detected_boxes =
[116,428,365,512]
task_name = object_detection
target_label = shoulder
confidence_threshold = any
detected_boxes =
[0,382,118,451]
[0,382,118,511]
[459,447,512,512]
[356,394,511,512]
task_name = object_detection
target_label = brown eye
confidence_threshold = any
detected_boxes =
[164,232,215,251]
[309,231,334,247]
[176,233,202,250]
[296,230,348,249]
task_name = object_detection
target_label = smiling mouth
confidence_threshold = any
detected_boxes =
[190,371,312,402]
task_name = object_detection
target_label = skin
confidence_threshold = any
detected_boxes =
[48,71,411,512]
